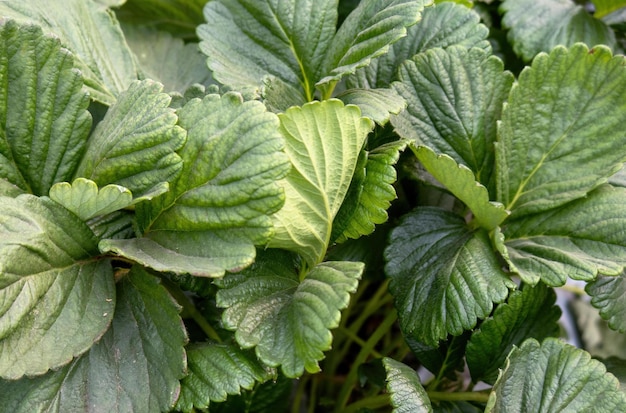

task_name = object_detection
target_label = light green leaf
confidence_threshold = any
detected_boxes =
[0,265,187,412]
[392,46,513,186]
[466,283,561,384]
[318,0,432,86]
[0,194,115,379]
[335,87,406,125]
[0,179,25,198]
[383,358,433,413]
[269,99,373,266]
[384,207,515,346]
[486,338,626,412]
[0,0,138,105]
[347,2,490,89]
[216,250,363,378]
[497,44,626,218]
[175,343,272,412]
[500,0,617,62]
[198,0,337,102]
[587,271,626,333]
[76,79,185,198]
[503,185,626,286]
[412,146,508,230]
[610,165,626,188]
[116,0,206,39]
[102,92,290,276]
[0,21,91,196]
[593,0,626,18]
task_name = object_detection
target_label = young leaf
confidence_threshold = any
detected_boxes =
[75,79,186,198]
[382,357,433,413]
[500,0,617,62]
[503,185,626,286]
[268,99,373,266]
[216,250,363,378]
[0,265,187,412]
[412,146,509,230]
[392,46,514,186]
[175,343,272,412]
[385,207,515,346]
[335,87,406,125]
[466,283,561,384]
[0,21,91,196]
[486,338,626,412]
[0,0,138,105]
[587,271,626,333]
[0,195,115,379]
[102,92,290,276]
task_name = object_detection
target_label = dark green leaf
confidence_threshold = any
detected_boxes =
[601,357,626,394]
[383,357,433,413]
[405,334,469,381]
[587,270,626,333]
[116,0,206,39]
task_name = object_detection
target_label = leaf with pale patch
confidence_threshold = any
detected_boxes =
[383,357,433,413]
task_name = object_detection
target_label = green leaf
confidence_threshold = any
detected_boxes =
[486,338,626,412]
[102,92,290,276]
[0,21,91,196]
[601,357,626,394]
[0,0,138,105]
[336,87,406,125]
[405,334,469,381]
[587,271,626,333]
[0,194,115,379]
[347,2,491,89]
[76,79,185,198]
[503,185,626,286]
[175,343,272,412]
[497,44,626,218]
[216,250,363,378]
[610,165,626,188]
[385,207,515,346]
[500,0,617,62]
[116,0,206,39]
[593,1,626,19]
[0,265,187,412]
[208,374,293,413]
[268,99,373,266]
[392,46,513,186]
[466,283,561,384]
[0,179,25,197]
[198,0,337,102]
[87,210,135,240]
[383,357,433,413]
[412,146,509,230]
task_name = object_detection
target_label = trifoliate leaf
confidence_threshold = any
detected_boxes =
[383,358,433,413]
[216,250,363,378]
[503,185,626,286]
[392,46,513,186]
[268,100,373,266]
[335,88,406,125]
[466,283,561,384]
[0,195,115,379]
[412,146,508,230]
[496,44,626,218]
[587,271,626,333]
[116,0,206,39]
[486,338,626,412]
[0,21,91,196]
[0,0,138,105]
[102,92,290,276]
[175,343,272,412]
[76,79,185,198]
[347,2,490,89]
[385,207,515,346]
[500,0,617,62]
[0,265,187,412]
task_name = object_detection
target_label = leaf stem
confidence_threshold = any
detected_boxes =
[338,326,384,359]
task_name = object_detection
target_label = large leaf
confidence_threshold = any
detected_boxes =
[503,185,626,286]
[0,195,115,379]
[384,207,515,346]
[268,99,373,266]
[500,0,617,62]
[116,0,206,39]
[392,46,513,186]
[587,271,626,333]
[101,92,290,276]
[216,250,363,378]
[496,44,626,218]
[486,338,626,412]
[383,358,433,413]
[0,265,187,412]
[0,0,138,105]
[336,87,406,125]
[175,343,272,412]
[0,21,91,196]
[466,283,561,384]
[75,79,185,198]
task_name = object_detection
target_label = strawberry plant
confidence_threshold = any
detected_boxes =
[1,0,626,412]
